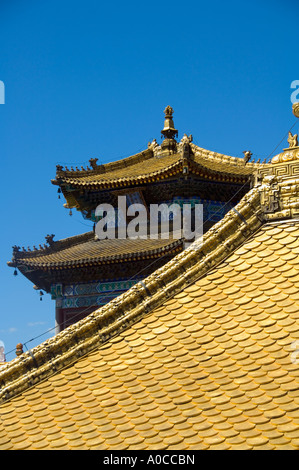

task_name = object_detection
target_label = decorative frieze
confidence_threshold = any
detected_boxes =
[53,278,142,309]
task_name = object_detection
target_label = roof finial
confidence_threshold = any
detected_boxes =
[45,234,55,246]
[160,106,178,155]
[270,104,299,163]
[243,150,253,164]
[287,131,298,149]
[16,343,23,357]
[161,105,178,141]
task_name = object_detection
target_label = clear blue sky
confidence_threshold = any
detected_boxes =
[0,0,298,360]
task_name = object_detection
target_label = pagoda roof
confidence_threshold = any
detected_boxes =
[52,106,269,213]
[53,142,265,191]
[8,232,184,291]
[2,149,299,449]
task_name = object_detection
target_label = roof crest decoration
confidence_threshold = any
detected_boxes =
[271,103,299,164]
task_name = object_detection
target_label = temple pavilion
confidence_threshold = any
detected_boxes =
[1,104,299,451]
[9,106,264,332]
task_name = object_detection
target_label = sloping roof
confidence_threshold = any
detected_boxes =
[53,144,264,190]
[8,232,184,293]
[2,165,299,450]
[8,232,183,270]
[1,221,299,450]
[190,143,266,176]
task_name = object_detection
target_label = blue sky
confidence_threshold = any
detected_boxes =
[0,0,298,360]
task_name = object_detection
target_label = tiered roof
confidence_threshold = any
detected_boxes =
[9,106,265,289]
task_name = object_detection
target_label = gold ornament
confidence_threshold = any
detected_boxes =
[293,102,299,118]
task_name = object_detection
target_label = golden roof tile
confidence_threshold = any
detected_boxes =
[9,232,183,270]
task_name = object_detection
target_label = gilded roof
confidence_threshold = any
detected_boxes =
[2,166,299,450]
[190,143,264,176]
[55,150,181,187]
[9,232,183,269]
[271,146,299,164]
[1,217,299,450]
[53,143,265,190]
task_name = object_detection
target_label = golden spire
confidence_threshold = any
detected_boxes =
[161,105,178,140]
[160,106,178,155]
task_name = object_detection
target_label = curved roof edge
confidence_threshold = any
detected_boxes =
[53,148,154,181]
[53,142,265,186]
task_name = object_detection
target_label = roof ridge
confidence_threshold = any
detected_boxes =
[8,231,94,263]
[54,148,154,179]
[16,238,185,268]
[55,155,183,189]
[190,142,268,168]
